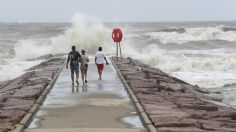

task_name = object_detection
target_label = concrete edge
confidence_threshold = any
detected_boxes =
[110,58,157,132]
[13,125,24,132]
[12,61,66,132]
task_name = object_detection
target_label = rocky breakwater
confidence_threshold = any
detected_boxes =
[0,56,65,132]
[112,57,236,132]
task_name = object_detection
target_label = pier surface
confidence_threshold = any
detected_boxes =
[24,59,146,132]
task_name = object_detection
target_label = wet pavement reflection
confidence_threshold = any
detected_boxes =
[28,59,144,129]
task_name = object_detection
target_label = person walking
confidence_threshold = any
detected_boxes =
[95,47,109,80]
[80,49,89,85]
[66,46,81,86]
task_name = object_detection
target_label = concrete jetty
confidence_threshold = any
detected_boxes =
[2,56,236,132]
[23,58,146,132]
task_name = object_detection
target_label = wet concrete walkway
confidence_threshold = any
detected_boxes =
[25,59,147,132]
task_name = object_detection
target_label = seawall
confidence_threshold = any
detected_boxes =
[0,56,65,132]
[112,57,236,132]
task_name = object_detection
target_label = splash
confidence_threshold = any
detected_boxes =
[49,14,112,55]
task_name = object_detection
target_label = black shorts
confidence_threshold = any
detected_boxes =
[70,63,79,72]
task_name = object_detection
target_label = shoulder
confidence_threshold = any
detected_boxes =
[101,52,105,56]
[76,51,81,55]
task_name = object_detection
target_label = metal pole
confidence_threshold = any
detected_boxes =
[116,42,118,61]
[119,42,122,61]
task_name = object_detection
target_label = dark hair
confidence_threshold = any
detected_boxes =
[72,46,76,50]
[81,49,85,54]
[98,47,102,51]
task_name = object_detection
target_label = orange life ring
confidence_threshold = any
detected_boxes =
[112,28,123,42]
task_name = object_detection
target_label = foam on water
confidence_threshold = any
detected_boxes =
[146,25,236,44]
[0,59,42,81]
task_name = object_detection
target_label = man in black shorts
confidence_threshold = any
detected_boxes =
[66,46,81,86]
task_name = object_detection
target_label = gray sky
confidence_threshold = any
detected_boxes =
[0,0,235,22]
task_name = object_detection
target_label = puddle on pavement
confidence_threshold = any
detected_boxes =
[121,115,144,128]
[28,111,48,128]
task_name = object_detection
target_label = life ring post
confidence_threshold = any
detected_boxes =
[112,28,123,62]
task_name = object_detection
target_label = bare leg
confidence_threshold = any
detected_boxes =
[81,69,85,85]
[75,71,79,85]
[99,70,102,80]
[71,70,74,85]
[97,70,100,80]
[85,69,88,82]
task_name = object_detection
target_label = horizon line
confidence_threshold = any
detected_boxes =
[1,20,236,24]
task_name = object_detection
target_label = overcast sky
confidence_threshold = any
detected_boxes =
[0,0,235,22]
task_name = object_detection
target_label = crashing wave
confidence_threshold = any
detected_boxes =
[158,27,186,33]
[0,47,15,58]
[146,25,236,44]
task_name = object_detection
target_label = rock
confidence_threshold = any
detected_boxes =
[0,81,10,89]
[0,110,26,123]
[25,78,50,87]
[194,119,224,131]
[157,127,206,132]
[151,75,176,83]
[130,81,157,89]
[0,93,12,103]
[159,82,184,92]
[193,86,210,94]
[132,88,157,94]
[125,74,146,80]
[168,92,197,99]
[21,84,45,91]
[11,87,42,99]
[144,105,174,111]
[34,70,53,77]
[154,119,197,128]
[148,110,189,119]
[0,123,15,132]
[232,113,236,120]
[174,98,203,105]
[2,98,34,111]
[119,64,137,71]
[142,67,168,76]
[178,104,218,111]
[4,98,34,106]
[132,60,149,67]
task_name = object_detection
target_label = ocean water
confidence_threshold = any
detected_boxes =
[1,17,236,107]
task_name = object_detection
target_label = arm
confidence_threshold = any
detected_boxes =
[78,52,82,63]
[104,57,109,65]
[95,57,97,64]
[66,53,70,68]
[86,56,89,62]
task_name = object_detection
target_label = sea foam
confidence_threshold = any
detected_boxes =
[146,25,236,44]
